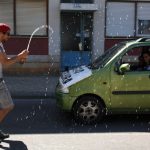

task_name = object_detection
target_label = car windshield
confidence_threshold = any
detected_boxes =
[89,42,126,69]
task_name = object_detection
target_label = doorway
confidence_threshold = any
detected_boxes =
[61,12,93,71]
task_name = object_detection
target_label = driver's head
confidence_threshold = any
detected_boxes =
[0,23,11,42]
[143,52,150,64]
[141,47,150,64]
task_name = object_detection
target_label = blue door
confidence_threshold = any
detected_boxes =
[61,12,93,71]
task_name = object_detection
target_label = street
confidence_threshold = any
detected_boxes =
[0,98,150,150]
[0,0,150,150]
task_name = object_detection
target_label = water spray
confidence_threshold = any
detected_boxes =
[20,25,53,64]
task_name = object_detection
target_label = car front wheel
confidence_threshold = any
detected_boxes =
[72,95,105,124]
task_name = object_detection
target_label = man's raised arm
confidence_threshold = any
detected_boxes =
[0,50,29,67]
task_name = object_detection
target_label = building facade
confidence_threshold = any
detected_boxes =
[0,0,150,73]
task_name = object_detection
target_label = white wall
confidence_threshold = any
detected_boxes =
[48,0,61,64]
[92,0,105,61]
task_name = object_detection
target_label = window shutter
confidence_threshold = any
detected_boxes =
[106,2,135,37]
[16,0,47,35]
[0,0,14,34]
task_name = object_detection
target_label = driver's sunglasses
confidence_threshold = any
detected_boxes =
[3,32,10,36]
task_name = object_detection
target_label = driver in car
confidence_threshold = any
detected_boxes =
[138,48,150,71]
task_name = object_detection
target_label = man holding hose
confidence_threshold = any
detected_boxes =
[0,23,29,141]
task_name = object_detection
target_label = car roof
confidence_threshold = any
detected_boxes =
[122,37,150,47]
[136,37,150,43]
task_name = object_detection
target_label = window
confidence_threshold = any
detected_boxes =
[0,0,14,34]
[138,20,150,35]
[122,47,142,65]
[16,0,47,35]
[106,2,135,37]
[61,0,93,3]
[61,13,93,51]
[122,46,150,71]
[0,0,47,36]
[137,3,150,36]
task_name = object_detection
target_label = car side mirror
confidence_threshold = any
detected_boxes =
[119,63,130,75]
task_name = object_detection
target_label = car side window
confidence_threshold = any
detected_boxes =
[121,46,150,71]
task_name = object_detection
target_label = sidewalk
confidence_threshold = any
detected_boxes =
[4,75,59,99]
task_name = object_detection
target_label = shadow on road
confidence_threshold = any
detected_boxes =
[1,98,150,134]
[0,140,28,150]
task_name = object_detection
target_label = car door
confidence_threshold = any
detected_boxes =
[111,45,150,110]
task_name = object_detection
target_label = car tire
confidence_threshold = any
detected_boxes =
[72,95,105,124]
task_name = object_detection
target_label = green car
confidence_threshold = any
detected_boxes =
[56,38,150,124]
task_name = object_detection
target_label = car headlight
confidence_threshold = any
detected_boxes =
[60,87,69,94]
[57,83,69,94]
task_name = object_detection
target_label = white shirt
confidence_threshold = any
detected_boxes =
[147,66,150,71]
[0,42,5,78]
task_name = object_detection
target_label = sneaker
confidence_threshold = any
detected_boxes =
[0,131,9,140]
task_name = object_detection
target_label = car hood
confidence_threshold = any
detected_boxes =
[59,66,92,88]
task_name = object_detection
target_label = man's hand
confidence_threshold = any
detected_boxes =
[17,50,29,61]
[17,50,29,64]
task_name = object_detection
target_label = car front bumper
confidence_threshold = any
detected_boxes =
[56,90,77,111]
